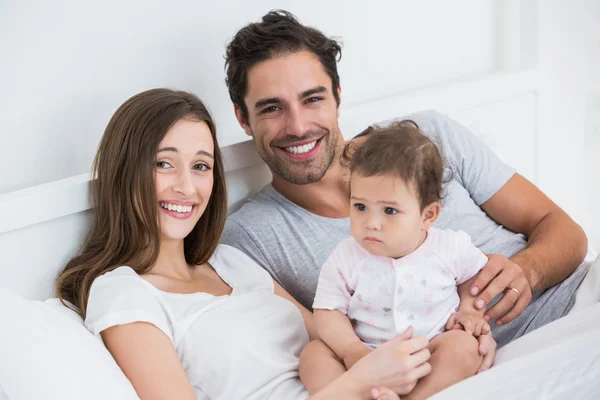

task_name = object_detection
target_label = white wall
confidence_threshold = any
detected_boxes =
[4,0,600,299]
[2,0,599,248]
[0,0,500,194]
[535,0,600,250]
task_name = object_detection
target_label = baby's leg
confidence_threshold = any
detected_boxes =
[299,340,347,394]
[404,330,482,400]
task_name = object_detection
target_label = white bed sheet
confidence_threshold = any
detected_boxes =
[571,253,600,312]
[431,301,600,399]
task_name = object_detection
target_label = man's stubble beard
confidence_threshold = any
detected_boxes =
[253,126,342,185]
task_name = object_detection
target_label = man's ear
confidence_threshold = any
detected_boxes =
[234,105,253,137]
[336,85,342,118]
[422,202,441,230]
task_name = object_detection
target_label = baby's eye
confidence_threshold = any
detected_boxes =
[354,203,367,212]
[384,207,398,215]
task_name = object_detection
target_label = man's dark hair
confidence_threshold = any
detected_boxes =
[224,10,342,122]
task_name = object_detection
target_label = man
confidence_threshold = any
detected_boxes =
[220,10,589,350]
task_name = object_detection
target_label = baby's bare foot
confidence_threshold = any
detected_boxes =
[371,386,401,400]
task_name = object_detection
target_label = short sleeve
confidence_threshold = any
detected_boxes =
[312,238,358,314]
[210,244,275,293]
[450,230,488,284]
[85,267,174,342]
[410,110,516,205]
[220,218,275,279]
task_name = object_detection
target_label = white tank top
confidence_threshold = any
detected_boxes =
[85,245,310,400]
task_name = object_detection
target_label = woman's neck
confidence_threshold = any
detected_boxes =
[151,238,193,280]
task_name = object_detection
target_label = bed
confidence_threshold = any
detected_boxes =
[1,77,600,399]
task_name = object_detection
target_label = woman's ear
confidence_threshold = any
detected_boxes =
[422,202,441,230]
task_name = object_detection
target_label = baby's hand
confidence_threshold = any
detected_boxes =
[445,311,491,337]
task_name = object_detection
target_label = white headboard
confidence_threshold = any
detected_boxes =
[0,69,540,300]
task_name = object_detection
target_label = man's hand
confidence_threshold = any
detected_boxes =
[470,254,533,325]
[445,311,491,337]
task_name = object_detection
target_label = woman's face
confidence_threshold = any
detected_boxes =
[154,119,215,242]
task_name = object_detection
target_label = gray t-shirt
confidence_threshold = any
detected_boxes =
[221,110,589,348]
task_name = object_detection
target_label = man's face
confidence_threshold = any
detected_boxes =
[236,50,342,185]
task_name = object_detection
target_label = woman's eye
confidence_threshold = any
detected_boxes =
[194,163,210,171]
[354,203,366,212]
[156,161,171,169]
[384,207,398,215]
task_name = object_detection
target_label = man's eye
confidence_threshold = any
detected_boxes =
[355,203,366,211]
[306,97,322,103]
[384,207,398,215]
[261,105,280,114]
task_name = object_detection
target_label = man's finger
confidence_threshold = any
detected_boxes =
[471,260,501,296]
[484,287,519,321]
[475,272,512,310]
[497,290,531,325]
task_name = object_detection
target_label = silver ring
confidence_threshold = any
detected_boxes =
[508,287,521,297]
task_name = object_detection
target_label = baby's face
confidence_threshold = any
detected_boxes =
[349,173,428,259]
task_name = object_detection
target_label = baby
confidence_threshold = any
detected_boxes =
[301,120,491,399]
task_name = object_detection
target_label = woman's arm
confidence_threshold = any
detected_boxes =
[101,322,196,400]
[309,327,432,399]
[274,280,318,340]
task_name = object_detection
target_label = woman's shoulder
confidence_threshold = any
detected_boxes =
[99,265,140,279]
[86,266,174,340]
[91,266,154,292]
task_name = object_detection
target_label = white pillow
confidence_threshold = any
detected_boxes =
[0,289,138,400]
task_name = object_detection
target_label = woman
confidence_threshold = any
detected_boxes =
[57,88,433,400]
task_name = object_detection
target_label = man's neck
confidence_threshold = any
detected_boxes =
[272,159,351,219]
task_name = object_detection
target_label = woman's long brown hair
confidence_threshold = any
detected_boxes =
[56,88,227,318]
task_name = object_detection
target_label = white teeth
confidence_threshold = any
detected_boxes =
[159,202,193,213]
[285,140,317,154]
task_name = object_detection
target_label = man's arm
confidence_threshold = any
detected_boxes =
[473,173,588,323]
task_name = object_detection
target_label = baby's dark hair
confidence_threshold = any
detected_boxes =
[343,120,445,211]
